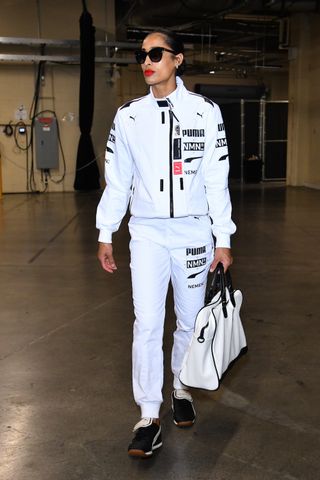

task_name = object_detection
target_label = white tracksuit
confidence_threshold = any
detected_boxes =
[96,77,236,417]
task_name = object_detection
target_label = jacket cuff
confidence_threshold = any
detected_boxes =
[215,233,231,249]
[98,230,112,244]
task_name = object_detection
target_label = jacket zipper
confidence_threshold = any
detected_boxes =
[169,109,174,217]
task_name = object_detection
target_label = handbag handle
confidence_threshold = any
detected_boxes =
[205,262,223,304]
[205,263,236,314]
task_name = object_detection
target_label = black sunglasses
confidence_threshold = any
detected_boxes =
[135,47,176,64]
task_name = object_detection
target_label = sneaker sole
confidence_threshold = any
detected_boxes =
[128,442,162,458]
[173,419,195,428]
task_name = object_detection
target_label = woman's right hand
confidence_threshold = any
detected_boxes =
[97,242,117,273]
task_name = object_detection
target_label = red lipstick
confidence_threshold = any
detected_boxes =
[144,70,155,77]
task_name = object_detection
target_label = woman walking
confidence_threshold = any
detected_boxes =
[96,29,236,458]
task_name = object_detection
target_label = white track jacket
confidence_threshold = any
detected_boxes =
[97,77,236,247]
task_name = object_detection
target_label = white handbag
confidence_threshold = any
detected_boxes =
[179,263,247,391]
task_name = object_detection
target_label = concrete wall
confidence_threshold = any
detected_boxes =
[287,13,320,188]
[0,0,116,193]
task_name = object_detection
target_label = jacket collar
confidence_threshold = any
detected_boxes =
[149,76,185,108]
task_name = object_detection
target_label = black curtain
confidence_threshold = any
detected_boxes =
[74,0,100,190]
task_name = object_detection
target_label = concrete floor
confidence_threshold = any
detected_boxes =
[0,184,319,480]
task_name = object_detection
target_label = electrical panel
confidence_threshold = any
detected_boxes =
[34,117,59,170]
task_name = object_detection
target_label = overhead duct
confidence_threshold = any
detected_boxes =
[262,0,319,12]
[118,0,251,29]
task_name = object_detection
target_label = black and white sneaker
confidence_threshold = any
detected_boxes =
[172,389,196,427]
[128,418,162,458]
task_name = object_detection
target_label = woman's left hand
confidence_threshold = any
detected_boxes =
[210,247,233,273]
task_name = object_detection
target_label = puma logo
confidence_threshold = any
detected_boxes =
[187,268,206,279]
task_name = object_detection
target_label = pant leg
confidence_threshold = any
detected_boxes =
[129,218,171,418]
[169,217,214,389]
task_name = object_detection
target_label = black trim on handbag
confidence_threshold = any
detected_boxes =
[179,263,248,390]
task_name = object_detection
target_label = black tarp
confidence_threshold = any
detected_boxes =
[74,0,100,190]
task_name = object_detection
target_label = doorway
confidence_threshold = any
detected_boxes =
[194,84,288,182]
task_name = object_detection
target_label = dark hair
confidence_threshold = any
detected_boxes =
[145,29,186,76]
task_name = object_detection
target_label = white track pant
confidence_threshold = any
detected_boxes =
[129,215,214,418]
